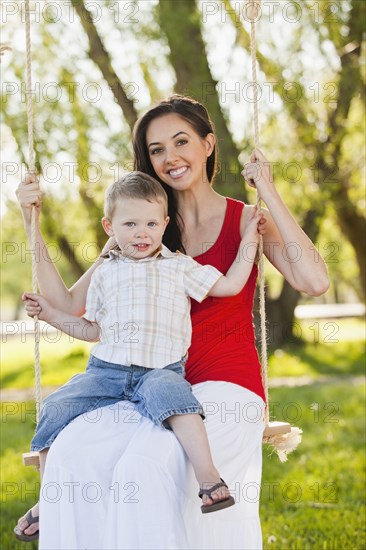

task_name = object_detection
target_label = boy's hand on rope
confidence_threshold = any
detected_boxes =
[242,206,266,244]
[242,149,275,200]
[16,172,42,225]
[22,292,53,322]
[257,208,267,236]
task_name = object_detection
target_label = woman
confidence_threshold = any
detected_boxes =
[16,95,329,549]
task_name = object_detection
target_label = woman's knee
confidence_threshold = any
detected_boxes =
[114,423,184,471]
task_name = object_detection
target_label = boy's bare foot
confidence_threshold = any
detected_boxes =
[14,502,39,539]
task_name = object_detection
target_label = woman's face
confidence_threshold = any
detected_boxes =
[145,113,215,192]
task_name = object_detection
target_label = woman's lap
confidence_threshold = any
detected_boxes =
[39,382,265,550]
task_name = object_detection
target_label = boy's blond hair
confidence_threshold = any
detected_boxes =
[104,171,168,220]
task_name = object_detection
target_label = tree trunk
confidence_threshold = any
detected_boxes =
[334,185,365,299]
[263,282,301,349]
[322,0,365,298]
[42,202,85,280]
[158,0,246,197]
[58,235,86,279]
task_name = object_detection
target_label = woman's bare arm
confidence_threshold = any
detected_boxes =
[242,150,329,296]
[16,173,111,315]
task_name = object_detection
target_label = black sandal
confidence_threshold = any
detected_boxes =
[198,478,235,514]
[14,509,39,542]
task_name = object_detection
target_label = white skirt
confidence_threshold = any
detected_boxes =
[39,381,265,550]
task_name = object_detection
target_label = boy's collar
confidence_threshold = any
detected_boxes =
[108,243,177,262]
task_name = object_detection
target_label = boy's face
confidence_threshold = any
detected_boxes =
[102,198,169,259]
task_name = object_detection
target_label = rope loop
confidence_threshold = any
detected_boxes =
[245,0,261,22]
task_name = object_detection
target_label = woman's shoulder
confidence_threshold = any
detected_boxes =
[226,196,245,206]
[224,197,247,237]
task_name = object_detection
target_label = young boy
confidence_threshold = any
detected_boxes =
[17,171,263,536]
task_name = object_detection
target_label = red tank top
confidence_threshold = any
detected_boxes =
[185,197,266,402]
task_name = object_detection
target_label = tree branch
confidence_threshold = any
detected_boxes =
[70,0,138,131]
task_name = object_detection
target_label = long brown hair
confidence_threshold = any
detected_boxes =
[133,95,218,252]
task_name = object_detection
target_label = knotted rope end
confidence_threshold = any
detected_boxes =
[264,427,303,462]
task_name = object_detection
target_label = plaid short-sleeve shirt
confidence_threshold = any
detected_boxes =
[84,245,222,369]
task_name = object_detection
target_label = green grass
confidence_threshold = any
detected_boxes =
[268,338,365,379]
[0,399,40,550]
[1,334,93,389]
[261,383,365,549]
[267,318,365,379]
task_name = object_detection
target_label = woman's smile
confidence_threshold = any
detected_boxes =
[167,166,189,179]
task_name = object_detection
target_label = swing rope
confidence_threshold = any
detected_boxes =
[247,0,270,424]
[246,0,302,460]
[25,0,42,423]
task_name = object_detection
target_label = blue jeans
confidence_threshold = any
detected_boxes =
[31,355,203,452]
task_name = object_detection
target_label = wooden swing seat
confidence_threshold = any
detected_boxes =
[22,421,292,468]
[262,420,291,440]
[23,451,41,468]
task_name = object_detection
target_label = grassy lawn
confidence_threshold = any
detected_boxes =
[1,404,40,550]
[1,333,93,390]
[261,382,365,549]
[1,318,365,548]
